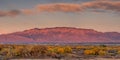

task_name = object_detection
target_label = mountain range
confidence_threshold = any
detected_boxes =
[0,27,120,44]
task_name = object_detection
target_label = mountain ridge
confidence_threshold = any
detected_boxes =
[0,27,120,43]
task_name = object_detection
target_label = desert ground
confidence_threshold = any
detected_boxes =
[10,58,120,60]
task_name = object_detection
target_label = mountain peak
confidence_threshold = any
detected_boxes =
[23,28,40,32]
[33,28,40,30]
[26,27,96,31]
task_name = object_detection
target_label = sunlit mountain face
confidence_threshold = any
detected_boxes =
[0,27,120,44]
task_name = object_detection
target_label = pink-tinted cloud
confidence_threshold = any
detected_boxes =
[82,1,120,12]
[36,3,83,13]
[0,1,120,17]
[35,1,120,13]
[0,10,21,17]
[21,9,34,15]
[0,11,6,17]
[7,10,21,16]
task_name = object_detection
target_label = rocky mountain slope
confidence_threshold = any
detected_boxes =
[0,27,120,43]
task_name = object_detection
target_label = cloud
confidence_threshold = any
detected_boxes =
[36,3,83,13]
[36,1,120,13]
[0,11,6,17]
[82,1,120,12]
[0,10,21,17]
[0,0,120,17]
[0,9,33,17]
[21,9,34,15]
[7,10,21,16]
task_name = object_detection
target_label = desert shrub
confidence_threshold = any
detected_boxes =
[99,45,107,47]
[76,46,82,50]
[0,45,3,51]
[12,46,25,56]
[0,45,120,58]
[47,47,57,57]
[89,47,100,55]
[64,46,72,53]
[98,50,106,56]
[47,47,55,53]
[84,50,95,55]
[117,50,120,54]
[56,47,65,54]
[0,48,9,56]
[30,46,48,56]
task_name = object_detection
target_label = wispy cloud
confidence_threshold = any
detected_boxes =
[0,11,6,17]
[36,1,120,13]
[21,9,34,15]
[0,10,21,17]
[7,10,21,16]
[0,0,119,17]
[82,1,120,12]
[36,3,83,12]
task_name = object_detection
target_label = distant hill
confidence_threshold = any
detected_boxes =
[0,27,120,44]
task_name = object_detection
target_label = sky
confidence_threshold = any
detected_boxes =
[0,0,120,34]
